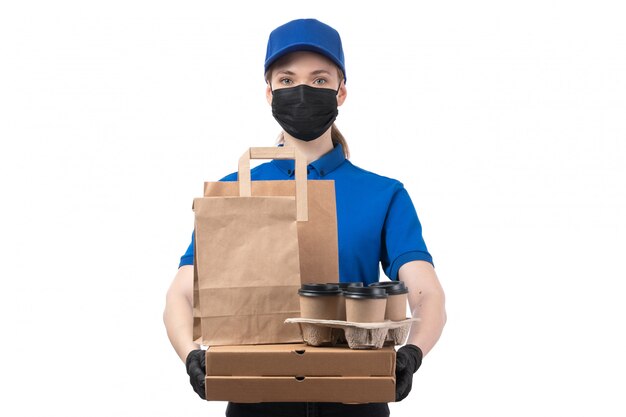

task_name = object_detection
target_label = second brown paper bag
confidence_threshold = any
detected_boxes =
[193,147,339,346]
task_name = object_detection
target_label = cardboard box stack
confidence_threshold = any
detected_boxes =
[205,344,396,403]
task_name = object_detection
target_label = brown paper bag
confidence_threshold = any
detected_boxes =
[193,147,338,346]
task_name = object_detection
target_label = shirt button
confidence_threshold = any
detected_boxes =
[287,169,293,175]
[320,170,325,176]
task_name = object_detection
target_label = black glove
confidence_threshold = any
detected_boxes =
[185,349,206,400]
[395,344,423,401]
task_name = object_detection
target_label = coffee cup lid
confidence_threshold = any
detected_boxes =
[368,281,409,295]
[298,283,342,296]
[342,286,388,299]
[328,282,364,290]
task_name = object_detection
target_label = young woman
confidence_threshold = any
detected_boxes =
[164,18,446,417]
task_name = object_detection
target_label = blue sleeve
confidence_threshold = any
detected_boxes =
[178,230,195,268]
[177,172,238,268]
[380,184,433,280]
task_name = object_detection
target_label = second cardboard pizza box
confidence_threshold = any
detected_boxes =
[205,375,395,403]
[205,343,396,376]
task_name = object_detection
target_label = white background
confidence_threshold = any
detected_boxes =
[1,1,625,416]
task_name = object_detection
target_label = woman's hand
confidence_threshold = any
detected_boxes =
[395,344,423,401]
[186,349,207,400]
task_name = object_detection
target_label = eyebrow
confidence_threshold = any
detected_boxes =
[274,69,332,76]
[310,69,332,76]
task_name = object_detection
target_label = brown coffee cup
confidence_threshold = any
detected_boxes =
[298,283,342,320]
[343,286,387,323]
[369,281,409,321]
[328,282,363,321]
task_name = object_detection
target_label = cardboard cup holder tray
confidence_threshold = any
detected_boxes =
[285,318,420,349]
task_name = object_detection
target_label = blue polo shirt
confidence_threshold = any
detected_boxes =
[179,144,433,284]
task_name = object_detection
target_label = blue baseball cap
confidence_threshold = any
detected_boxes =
[264,18,346,82]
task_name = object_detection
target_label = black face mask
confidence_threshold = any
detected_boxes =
[271,84,340,141]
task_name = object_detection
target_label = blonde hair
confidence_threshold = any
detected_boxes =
[267,63,350,159]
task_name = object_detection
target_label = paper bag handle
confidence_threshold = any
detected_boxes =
[238,147,308,221]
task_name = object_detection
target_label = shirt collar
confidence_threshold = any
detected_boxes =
[272,143,346,177]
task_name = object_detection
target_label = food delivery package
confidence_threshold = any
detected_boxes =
[192,147,339,346]
[204,343,396,403]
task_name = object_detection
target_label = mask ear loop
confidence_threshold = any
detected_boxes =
[335,79,343,95]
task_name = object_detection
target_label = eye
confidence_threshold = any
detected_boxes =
[313,78,327,86]
[279,77,293,86]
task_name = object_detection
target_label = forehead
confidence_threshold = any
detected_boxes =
[270,51,338,76]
